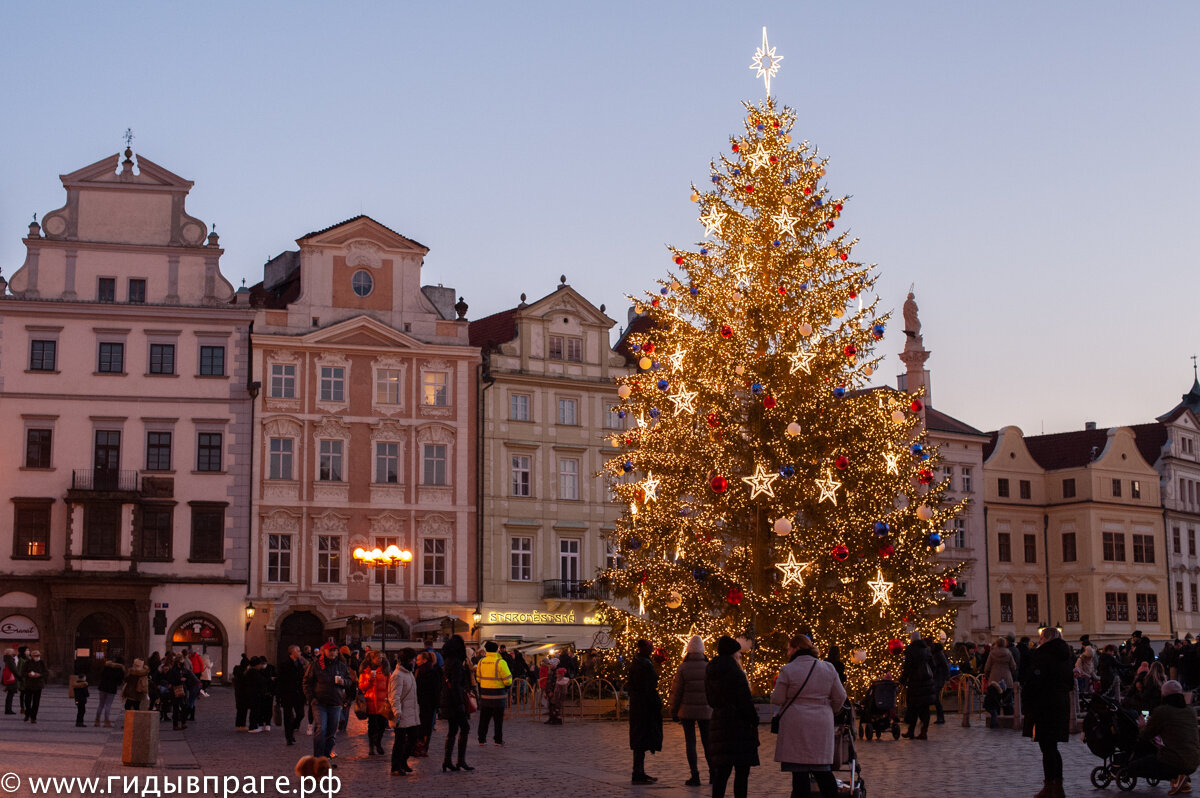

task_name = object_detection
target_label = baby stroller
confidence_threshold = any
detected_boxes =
[857,678,901,741]
[833,703,867,797]
[1083,694,1161,791]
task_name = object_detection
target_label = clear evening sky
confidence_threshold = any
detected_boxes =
[1,2,1197,436]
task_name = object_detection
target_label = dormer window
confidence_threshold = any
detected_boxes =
[548,335,582,362]
[352,270,374,297]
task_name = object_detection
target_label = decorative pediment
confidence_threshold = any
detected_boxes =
[371,418,408,442]
[312,511,350,535]
[519,285,616,328]
[370,514,406,537]
[302,315,421,349]
[298,215,429,255]
[415,424,455,445]
[263,416,303,438]
[346,239,384,269]
[314,351,350,369]
[268,350,301,365]
[418,514,454,538]
[261,509,302,532]
[313,416,350,440]
[59,153,195,190]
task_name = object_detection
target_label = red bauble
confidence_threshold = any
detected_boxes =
[720,325,733,338]
[768,155,778,164]
[910,399,924,412]
[711,475,728,493]
[727,587,743,605]
[778,285,787,295]
[832,544,849,561]
[803,187,812,195]
[763,395,777,409]
[639,570,648,583]
[745,184,754,193]
[643,342,654,354]
[835,456,850,470]
[919,469,934,485]
[888,639,904,655]
[825,221,835,230]
[942,577,958,592]
[835,203,843,211]
[848,289,857,299]
[674,255,684,265]
[879,544,895,558]
[844,344,857,357]
[636,488,646,503]
[839,252,848,261]
[706,412,721,428]
[732,143,740,152]
[651,298,659,308]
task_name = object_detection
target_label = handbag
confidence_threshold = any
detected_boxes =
[353,695,368,720]
[1,667,14,686]
[466,690,478,714]
[382,699,396,722]
[771,660,817,734]
[172,684,186,699]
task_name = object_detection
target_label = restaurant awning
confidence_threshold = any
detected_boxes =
[411,616,464,634]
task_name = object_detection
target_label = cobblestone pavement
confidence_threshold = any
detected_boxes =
[0,688,1180,797]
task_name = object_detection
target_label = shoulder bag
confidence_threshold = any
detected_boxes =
[771,659,817,734]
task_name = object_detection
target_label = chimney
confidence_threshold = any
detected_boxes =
[1085,421,1097,431]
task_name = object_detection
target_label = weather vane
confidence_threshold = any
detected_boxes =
[123,128,134,149]
[749,27,783,96]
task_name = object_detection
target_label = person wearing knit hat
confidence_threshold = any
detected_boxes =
[706,636,759,796]
[1124,679,1200,794]
[628,639,664,784]
[670,636,713,786]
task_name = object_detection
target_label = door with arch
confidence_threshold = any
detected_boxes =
[75,611,127,680]
[276,611,325,666]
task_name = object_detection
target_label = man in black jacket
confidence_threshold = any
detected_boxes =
[277,646,308,746]
[303,643,349,760]
[900,632,935,739]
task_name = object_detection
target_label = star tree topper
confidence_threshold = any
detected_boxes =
[749,27,783,96]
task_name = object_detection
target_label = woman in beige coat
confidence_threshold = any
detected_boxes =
[983,637,1017,727]
[771,635,846,798]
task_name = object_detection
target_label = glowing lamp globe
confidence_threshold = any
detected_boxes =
[352,547,366,560]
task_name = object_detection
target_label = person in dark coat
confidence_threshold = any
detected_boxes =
[825,645,846,684]
[929,640,950,723]
[277,646,308,746]
[705,636,759,798]
[627,638,664,785]
[439,634,476,772]
[669,635,713,787]
[899,632,936,739]
[413,651,442,757]
[1022,626,1074,798]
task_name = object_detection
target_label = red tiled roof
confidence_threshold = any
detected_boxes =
[1016,423,1167,471]
[298,214,428,251]
[925,407,987,437]
[468,307,518,349]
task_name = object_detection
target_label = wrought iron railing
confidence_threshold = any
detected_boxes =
[542,579,609,600]
[71,469,139,492]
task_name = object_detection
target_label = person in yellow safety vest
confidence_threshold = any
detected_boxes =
[474,641,514,746]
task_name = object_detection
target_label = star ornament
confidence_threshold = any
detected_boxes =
[815,470,841,505]
[670,384,698,415]
[731,256,752,290]
[745,144,771,173]
[771,207,801,237]
[749,27,783,96]
[741,463,779,499]
[641,472,660,503]
[700,205,728,237]
[883,449,900,475]
[788,348,817,375]
[868,568,894,613]
[775,550,811,588]
[668,349,687,371]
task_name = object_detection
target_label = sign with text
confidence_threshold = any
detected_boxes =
[486,610,601,625]
[0,615,39,639]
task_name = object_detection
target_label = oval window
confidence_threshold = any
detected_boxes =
[352,270,374,297]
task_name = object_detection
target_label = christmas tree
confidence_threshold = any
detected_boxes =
[596,30,965,695]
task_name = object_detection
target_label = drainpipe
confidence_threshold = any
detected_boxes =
[476,352,495,619]
[983,505,992,636]
[1164,506,1175,638]
[1043,513,1051,626]
[245,322,260,618]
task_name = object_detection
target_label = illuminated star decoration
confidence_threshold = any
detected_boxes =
[867,568,894,615]
[749,27,783,96]
[670,384,698,415]
[674,624,714,650]
[789,348,816,375]
[741,462,779,499]
[636,412,648,430]
[883,449,900,475]
[815,470,841,505]
[771,207,800,237]
[731,256,752,290]
[700,205,727,237]
[775,550,811,588]
[641,472,660,503]
[668,349,687,371]
[745,144,771,173]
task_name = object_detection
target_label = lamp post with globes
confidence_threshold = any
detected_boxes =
[352,544,413,654]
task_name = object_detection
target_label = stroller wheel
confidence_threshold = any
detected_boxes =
[1116,772,1137,792]
[891,723,900,740]
[1145,777,1161,787]
[1090,766,1112,789]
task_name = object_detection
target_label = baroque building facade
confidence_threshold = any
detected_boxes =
[244,216,478,661]
[0,149,254,679]
[469,280,631,653]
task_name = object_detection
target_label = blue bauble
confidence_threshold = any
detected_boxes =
[630,537,643,550]
[833,386,846,398]
[632,344,641,352]
[911,443,924,456]
[693,568,708,582]
[872,324,885,339]
[927,532,942,547]
[799,282,809,291]
[920,452,930,461]
[874,521,890,536]
[751,383,764,394]
[690,286,699,296]
[756,123,765,131]
[773,240,781,247]
[649,407,661,419]
[617,409,626,419]
[784,175,792,184]
[657,379,669,391]
[815,198,824,206]
[622,461,634,473]
[711,175,719,183]
[700,248,709,255]
[660,287,669,295]
[780,465,795,478]
[650,361,661,370]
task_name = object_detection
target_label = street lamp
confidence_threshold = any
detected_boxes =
[244,601,255,631]
[352,544,413,654]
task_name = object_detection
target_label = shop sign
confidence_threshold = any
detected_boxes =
[171,618,221,645]
[486,609,602,625]
[0,615,38,639]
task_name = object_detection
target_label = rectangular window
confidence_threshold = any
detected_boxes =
[1136,593,1159,623]
[84,504,120,557]
[149,343,175,375]
[12,502,51,559]
[510,394,531,421]
[189,506,224,562]
[1189,528,1195,557]
[566,337,582,362]
[511,454,531,497]
[1065,592,1080,623]
[961,467,972,493]
[128,278,146,304]
[1106,591,1130,622]
[375,369,402,405]
[1193,583,1198,613]
[422,372,448,406]
[605,403,625,430]
[145,431,172,471]
[422,538,446,586]
[1061,532,1076,563]
[1112,478,1122,498]
[98,342,124,373]
[267,533,292,583]
[422,444,447,486]
[1178,582,1185,613]
[1103,532,1126,562]
[548,335,564,360]
[196,432,223,472]
[559,458,580,500]
[318,440,343,482]
[1173,526,1181,555]
[1024,534,1037,563]
[270,364,296,398]
[199,346,225,376]
[138,507,173,561]
[1133,534,1155,564]
[375,442,399,484]
[1025,593,1040,624]
[997,532,1011,562]
[25,429,52,469]
[29,340,57,371]
[94,430,121,480]
[373,537,399,585]
[942,466,955,491]
[510,536,532,581]
[997,478,1010,498]
[559,538,581,583]
[268,438,293,480]
[558,397,578,425]
[316,535,341,584]
[1019,480,1031,500]
[1131,480,1141,499]
[949,518,966,548]
[320,367,345,402]
[606,542,625,570]
[98,277,115,302]
[1062,478,1076,499]
[999,593,1013,623]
